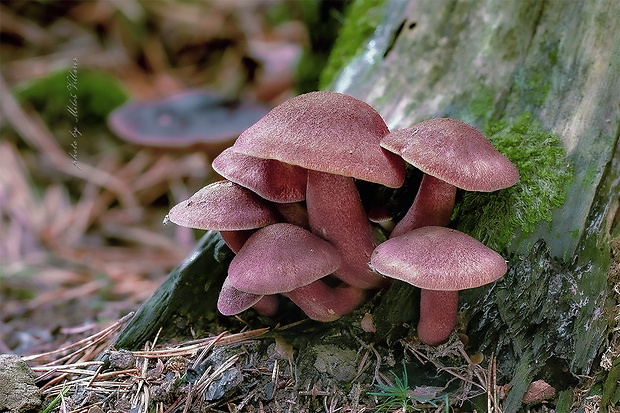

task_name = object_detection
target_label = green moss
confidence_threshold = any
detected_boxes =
[13,68,129,129]
[319,0,387,89]
[450,40,567,252]
[467,88,496,123]
[514,68,550,107]
[453,112,573,252]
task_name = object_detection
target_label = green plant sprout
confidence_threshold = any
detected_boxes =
[369,361,446,412]
[40,385,70,413]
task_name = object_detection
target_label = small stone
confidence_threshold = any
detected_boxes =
[312,344,357,382]
[0,354,42,412]
[109,349,136,370]
[204,367,243,400]
[114,396,132,411]
[522,379,556,404]
[469,352,484,364]
[149,382,174,403]
[261,381,275,401]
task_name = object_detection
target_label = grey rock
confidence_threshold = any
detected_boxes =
[204,366,243,401]
[108,349,136,371]
[312,344,358,382]
[0,354,41,412]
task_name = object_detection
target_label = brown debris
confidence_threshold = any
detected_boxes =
[522,379,556,405]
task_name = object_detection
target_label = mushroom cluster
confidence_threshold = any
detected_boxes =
[371,118,519,345]
[167,91,404,322]
[166,91,519,343]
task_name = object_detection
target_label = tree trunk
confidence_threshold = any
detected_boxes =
[114,1,619,411]
[330,0,619,410]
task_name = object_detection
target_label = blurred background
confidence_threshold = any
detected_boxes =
[0,0,352,355]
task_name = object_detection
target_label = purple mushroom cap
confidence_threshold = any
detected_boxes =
[371,226,507,291]
[108,90,270,157]
[228,223,341,295]
[232,91,405,187]
[217,277,278,317]
[381,118,519,192]
[167,180,278,231]
[212,147,307,203]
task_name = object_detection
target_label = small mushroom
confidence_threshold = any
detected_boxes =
[217,277,278,317]
[231,91,406,289]
[370,226,507,345]
[367,205,396,232]
[212,147,307,203]
[380,118,519,238]
[166,180,279,252]
[228,223,365,321]
[108,90,270,159]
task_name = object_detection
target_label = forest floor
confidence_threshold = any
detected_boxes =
[1,0,313,358]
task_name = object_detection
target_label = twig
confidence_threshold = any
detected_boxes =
[192,331,227,369]
[487,354,493,413]
[132,328,268,358]
[350,331,382,385]
[23,312,134,363]
[195,354,239,394]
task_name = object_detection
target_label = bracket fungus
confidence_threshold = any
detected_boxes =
[380,118,519,238]
[370,226,508,345]
[230,91,405,289]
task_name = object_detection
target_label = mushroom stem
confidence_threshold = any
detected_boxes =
[251,295,279,316]
[388,175,457,345]
[390,174,457,238]
[287,282,365,322]
[274,202,310,229]
[417,289,458,345]
[306,170,387,289]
